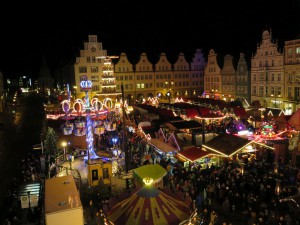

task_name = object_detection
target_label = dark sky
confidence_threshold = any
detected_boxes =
[0,1,299,79]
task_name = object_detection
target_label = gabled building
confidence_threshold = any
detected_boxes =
[74,35,207,103]
[204,49,222,99]
[236,53,251,106]
[74,35,107,99]
[114,52,135,104]
[190,49,206,96]
[284,35,300,114]
[173,53,190,98]
[221,54,236,101]
[250,29,284,109]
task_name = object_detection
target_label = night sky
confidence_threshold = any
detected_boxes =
[0,1,299,79]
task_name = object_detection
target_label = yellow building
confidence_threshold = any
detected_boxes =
[204,49,222,99]
[87,158,112,186]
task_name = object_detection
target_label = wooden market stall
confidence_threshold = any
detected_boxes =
[176,146,220,168]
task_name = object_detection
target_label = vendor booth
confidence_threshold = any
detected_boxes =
[148,138,179,164]
[176,146,220,168]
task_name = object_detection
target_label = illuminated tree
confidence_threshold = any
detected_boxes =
[44,127,58,156]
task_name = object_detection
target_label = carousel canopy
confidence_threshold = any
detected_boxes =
[133,164,167,183]
[107,185,190,225]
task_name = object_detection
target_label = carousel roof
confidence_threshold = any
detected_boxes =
[107,186,190,225]
[133,164,167,182]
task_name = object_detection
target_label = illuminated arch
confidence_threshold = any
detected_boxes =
[73,99,84,114]
[103,98,113,108]
[91,97,103,111]
[61,100,71,114]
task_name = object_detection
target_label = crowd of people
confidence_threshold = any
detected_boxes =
[157,155,299,225]
[2,152,43,225]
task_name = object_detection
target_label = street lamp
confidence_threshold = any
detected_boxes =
[166,91,171,103]
[61,141,67,161]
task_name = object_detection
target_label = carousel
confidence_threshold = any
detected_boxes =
[107,164,190,225]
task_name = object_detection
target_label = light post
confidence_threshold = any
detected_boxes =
[61,141,67,161]
[166,91,171,103]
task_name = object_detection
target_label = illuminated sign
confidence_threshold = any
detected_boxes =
[80,80,92,90]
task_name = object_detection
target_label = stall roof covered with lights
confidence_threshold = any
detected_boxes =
[164,120,202,131]
[202,133,255,157]
[148,138,179,154]
[176,146,217,162]
[264,107,285,117]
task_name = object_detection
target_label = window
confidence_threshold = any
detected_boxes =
[288,73,293,82]
[296,73,300,82]
[103,168,109,179]
[91,66,98,73]
[91,75,99,82]
[265,61,268,67]
[79,67,87,73]
[260,74,264,81]
[87,57,90,63]
[259,86,264,96]
[252,86,257,95]
[271,87,275,95]
[271,74,274,81]
[297,47,300,54]
[277,73,281,82]
[288,87,292,97]
[277,87,281,96]
[295,87,300,99]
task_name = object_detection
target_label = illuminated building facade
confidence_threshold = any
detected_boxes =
[250,29,284,110]
[74,35,206,102]
[221,54,236,101]
[204,49,222,99]
[284,36,300,114]
[236,53,250,105]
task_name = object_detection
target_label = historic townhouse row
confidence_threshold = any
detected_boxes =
[74,30,300,114]
[74,35,206,104]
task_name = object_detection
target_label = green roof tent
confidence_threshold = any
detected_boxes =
[133,164,167,188]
